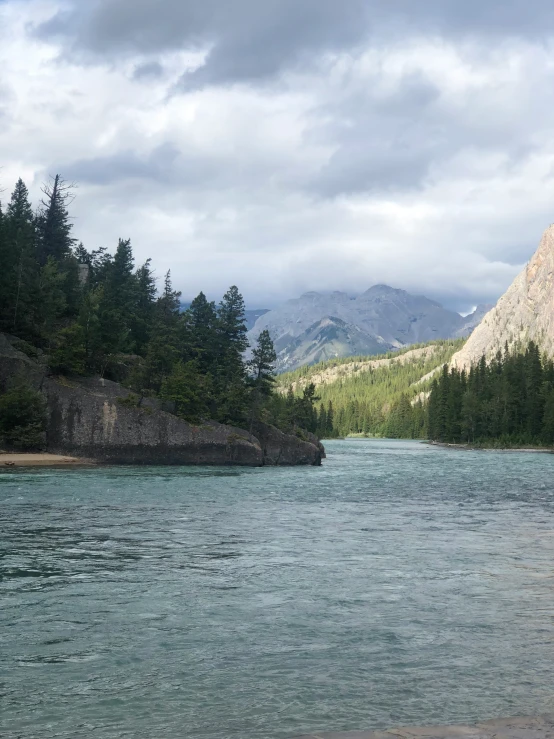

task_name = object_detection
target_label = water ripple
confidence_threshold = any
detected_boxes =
[1,440,554,739]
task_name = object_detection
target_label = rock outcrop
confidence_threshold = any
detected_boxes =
[251,422,325,466]
[45,376,264,466]
[452,225,554,370]
[0,336,323,466]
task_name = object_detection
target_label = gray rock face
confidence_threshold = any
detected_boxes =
[249,285,484,372]
[251,422,324,466]
[0,335,323,466]
[45,377,264,466]
[452,225,554,369]
[44,379,323,466]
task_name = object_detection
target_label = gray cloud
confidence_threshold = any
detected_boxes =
[35,0,369,87]
[60,144,180,185]
[35,0,554,90]
[133,61,165,80]
[2,0,554,314]
[309,74,442,196]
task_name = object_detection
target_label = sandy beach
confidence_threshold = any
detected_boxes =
[0,453,92,467]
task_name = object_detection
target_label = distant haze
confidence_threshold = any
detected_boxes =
[2,1,554,312]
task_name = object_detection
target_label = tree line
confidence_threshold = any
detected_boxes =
[0,176,318,441]
[278,341,462,438]
[279,340,554,447]
[427,342,554,446]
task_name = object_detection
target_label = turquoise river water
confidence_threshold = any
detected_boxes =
[2,439,554,739]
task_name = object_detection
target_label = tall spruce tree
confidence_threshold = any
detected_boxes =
[131,271,182,394]
[215,286,249,425]
[2,179,39,338]
[37,175,75,264]
[248,329,277,430]
[186,292,219,377]
[132,259,157,354]
[98,238,137,357]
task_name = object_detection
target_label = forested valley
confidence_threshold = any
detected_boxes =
[278,341,462,439]
[279,341,554,447]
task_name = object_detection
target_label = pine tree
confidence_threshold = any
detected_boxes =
[36,175,81,315]
[326,401,335,437]
[98,238,137,357]
[37,175,76,264]
[524,342,543,440]
[248,329,277,429]
[132,259,157,354]
[215,286,249,425]
[130,271,182,395]
[2,179,39,339]
[160,360,208,423]
[317,403,327,438]
[186,292,219,376]
[295,383,320,433]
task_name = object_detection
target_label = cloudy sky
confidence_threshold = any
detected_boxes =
[2,0,554,312]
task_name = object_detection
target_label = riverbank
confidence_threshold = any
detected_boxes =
[293,714,554,739]
[0,453,92,467]
[428,441,554,453]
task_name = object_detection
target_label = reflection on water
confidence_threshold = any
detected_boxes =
[1,439,554,739]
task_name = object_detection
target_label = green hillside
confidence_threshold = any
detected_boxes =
[277,339,465,438]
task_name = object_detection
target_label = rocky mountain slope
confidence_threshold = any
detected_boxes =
[452,225,554,369]
[250,285,490,372]
[283,344,447,393]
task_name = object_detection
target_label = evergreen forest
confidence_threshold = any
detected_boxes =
[279,340,554,447]
[427,343,554,446]
[0,176,318,442]
[278,340,463,439]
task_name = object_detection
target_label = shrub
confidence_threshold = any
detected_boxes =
[0,378,47,450]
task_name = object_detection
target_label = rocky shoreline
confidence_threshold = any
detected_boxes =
[0,333,325,467]
[293,714,554,739]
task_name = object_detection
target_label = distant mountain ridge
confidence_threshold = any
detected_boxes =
[249,284,492,372]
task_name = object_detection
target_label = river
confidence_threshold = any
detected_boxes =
[2,439,554,739]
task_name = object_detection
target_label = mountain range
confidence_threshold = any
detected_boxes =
[249,285,492,372]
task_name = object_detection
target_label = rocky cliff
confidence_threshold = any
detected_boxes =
[452,225,554,370]
[0,335,323,466]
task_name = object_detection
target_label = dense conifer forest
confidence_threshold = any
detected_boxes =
[278,340,463,438]
[0,176,318,444]
[278,340,554,446]
[427,343,554,446]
